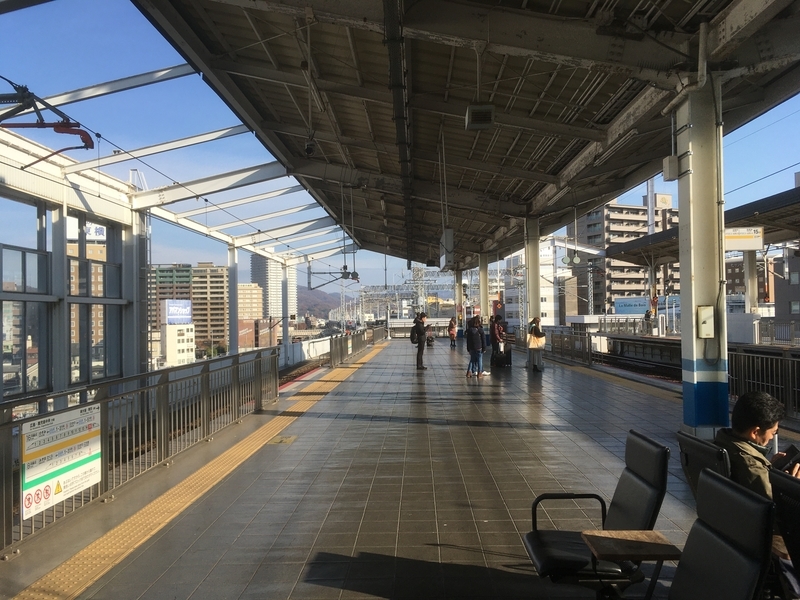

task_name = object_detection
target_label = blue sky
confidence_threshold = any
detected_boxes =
[1,0,799,289]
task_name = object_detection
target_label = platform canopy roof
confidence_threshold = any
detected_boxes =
[607,185,800,266]
[125,0,800,270]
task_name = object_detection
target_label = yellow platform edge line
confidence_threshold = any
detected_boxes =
[14,346,384,600]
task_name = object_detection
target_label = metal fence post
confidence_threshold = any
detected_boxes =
[156,371,170,462]
[200,364,210,440]
[254,351,264,412]
[231,355,241,421]
[0,409,13,549]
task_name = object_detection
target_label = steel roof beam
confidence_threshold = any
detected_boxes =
[709,0,795,61]
[64,125,249,174]
[174,184,303,218]
[13,65,196,118]
[213,59,606,142]
[130,161,288,209]
[206,202,320,232]
[232,216,336,245]
[208,0,687,86]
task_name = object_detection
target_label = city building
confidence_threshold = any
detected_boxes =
[567,196,680,315]
[250,254,297,323]
[237,283,264,321]
[192,262,229,354]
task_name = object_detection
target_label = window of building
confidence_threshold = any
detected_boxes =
[791,272,799,285]
[792,301,800,314]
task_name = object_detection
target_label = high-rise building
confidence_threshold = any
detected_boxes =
[238,283,264,321]
[192,262,229,351]
[250,254,297,321]
[567,196,680,315]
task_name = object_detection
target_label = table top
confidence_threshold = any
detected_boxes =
[581,530,682,562]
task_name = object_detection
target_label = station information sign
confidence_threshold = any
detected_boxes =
[20,404,102,520]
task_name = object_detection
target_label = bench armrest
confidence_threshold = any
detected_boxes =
[531,493,607,531]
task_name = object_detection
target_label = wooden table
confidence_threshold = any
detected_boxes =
[581,530,682,600]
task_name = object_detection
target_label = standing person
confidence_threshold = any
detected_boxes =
[528,317,546,372]
[413,312,428,370]
[489,315,502,365]
[465,316,486,378]
[448,317,457,348]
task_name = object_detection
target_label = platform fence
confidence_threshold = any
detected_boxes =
[0,348,279,553]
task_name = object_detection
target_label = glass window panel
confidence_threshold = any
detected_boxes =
[26,251,48,294]
[70,303,88,384]
[25,301,47,392]
[66,215,80,257]
[91,305,105,380]
[91,263,104,297]
[105,304,121,378]
[3,301,23,396]
[3,248,23,292]
[106,264,121,298]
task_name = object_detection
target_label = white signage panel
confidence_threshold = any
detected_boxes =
[725,227,763,251]
[20,404,102,520]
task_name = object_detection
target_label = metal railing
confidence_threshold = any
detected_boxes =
[728,348,800,419]
[548,331,593,365]
[759,320,800,346]
[1,348,279,552]
[330,329,369,367]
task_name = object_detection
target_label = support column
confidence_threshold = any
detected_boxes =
[479,254,489,326]
[525,218,541,324]
[228,246,239,355]
[282,264,291,367]
[51,204,69,409]
[743,250,758,313]
[121,212,146,376]
[454,269,463,337]
[677,80,729,434]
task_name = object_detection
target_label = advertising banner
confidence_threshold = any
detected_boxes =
[162,299,193,325]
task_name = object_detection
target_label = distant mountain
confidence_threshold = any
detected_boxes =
[297,285,347,317]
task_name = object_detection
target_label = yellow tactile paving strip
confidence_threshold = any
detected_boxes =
[14,345,385,600]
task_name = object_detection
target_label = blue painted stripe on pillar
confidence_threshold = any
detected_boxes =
[681,357,728,373]
[683,380,730,428]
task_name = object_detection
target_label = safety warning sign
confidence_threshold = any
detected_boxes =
[20,403,102,520]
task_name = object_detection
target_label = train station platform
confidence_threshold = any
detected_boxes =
[2,340,778,600]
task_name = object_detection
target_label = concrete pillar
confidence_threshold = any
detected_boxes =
[479,254,489,325]
[676,80,729,433]
[743,250,758,313]
[454,269,463,336]
[282,263,291,367]
[525,217,541,324]
[228,246,239,355]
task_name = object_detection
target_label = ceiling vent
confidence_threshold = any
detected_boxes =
[465,104,495,130]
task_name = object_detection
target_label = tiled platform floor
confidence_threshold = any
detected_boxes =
[4,339,771,599]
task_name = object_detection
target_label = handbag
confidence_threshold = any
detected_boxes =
[528,335,545,349]
[498,341,504,353]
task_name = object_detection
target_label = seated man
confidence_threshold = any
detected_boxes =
[714,390,800,499]
[715,390,800,598]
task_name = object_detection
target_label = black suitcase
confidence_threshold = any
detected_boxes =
[492,347,512,368]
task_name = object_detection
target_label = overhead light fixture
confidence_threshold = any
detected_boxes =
[594,129,638,167]
[546,187,570,206]
[465,104,495,130]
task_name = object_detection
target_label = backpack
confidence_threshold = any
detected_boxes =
[410,326,419,344]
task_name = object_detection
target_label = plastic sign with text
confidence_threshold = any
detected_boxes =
[20,404,102,520]
[725,227,763,251]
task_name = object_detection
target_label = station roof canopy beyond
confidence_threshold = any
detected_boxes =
[127,0,800,270]
[607,185,800,266]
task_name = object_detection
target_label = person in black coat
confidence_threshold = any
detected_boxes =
[413,312,428,370]
[466,316,487,377]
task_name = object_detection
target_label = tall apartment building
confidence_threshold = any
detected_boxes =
[238,283,264,320]
[567,196,680,315]
[147,264,193,333]
[192,262,229,350]
[250,254,297,321]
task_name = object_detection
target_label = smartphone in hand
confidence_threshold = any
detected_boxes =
[773,444,800,471]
